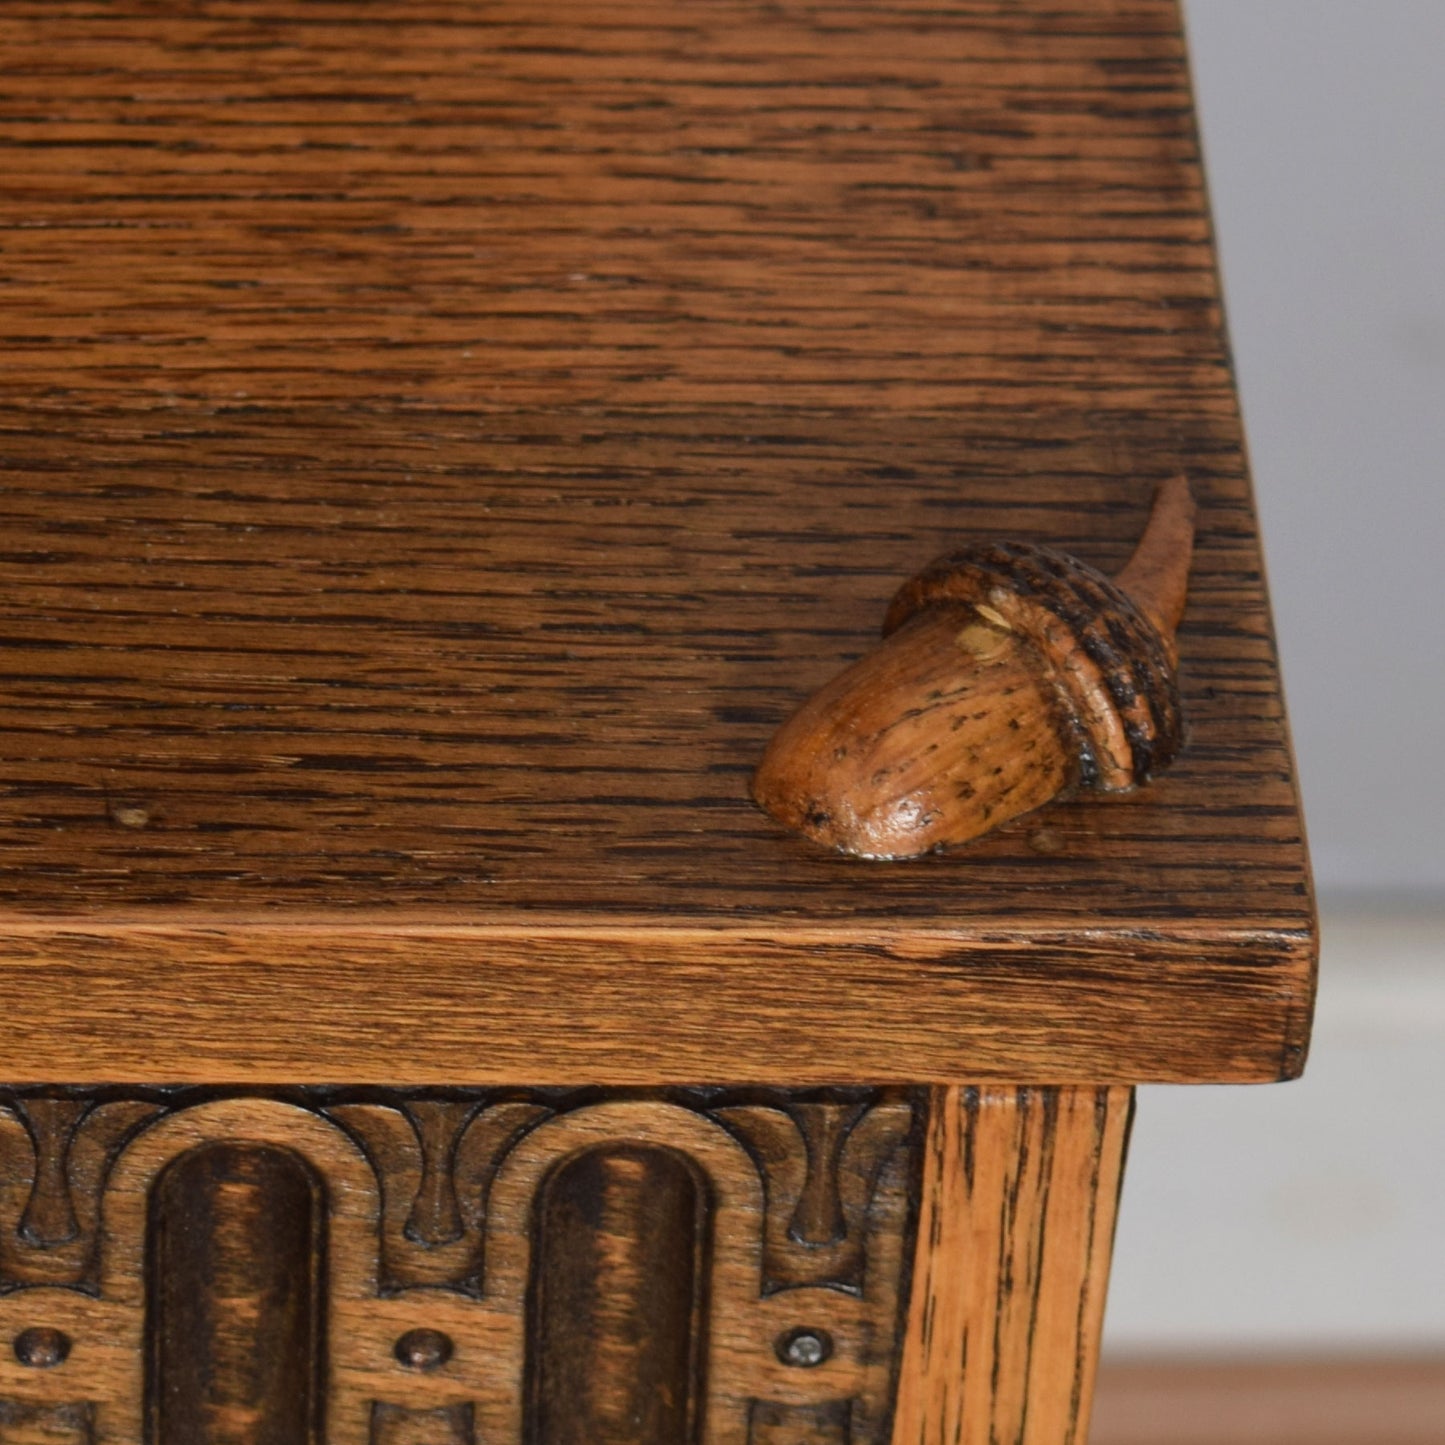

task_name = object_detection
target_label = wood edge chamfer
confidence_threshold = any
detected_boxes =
[752,481,1196,858]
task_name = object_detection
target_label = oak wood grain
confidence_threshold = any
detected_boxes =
[751,479,1193,857]
[892,1085,1132,1445]
[0,0,1314,1082]
[0,925,1308,1085]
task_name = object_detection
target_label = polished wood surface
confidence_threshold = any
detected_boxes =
[0,0,1313,1082]
[0,8,1315,1440]
[527,1145,707,1445]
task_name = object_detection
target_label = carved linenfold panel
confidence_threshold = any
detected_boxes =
[15,1101,87,1250]
[0,1087,920,1445]
[400,1101,474,1248]
[146,1143,326,1445]
[327,1097,552,1295]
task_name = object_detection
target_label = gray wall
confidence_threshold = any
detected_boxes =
[1186,0,1444,900]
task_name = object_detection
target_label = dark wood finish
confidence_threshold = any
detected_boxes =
[11,1329,71,1371]
[0,1087,916,1444]
[146,1143,326,1445]
[0,5,1315,1442]
[394,1331,455,1374]
[750,1400,852,1444]
[712,1098,912,1295]
[526,1145,707,1445]
[327,1094,551,1295]
[0,0,1314,1085]
[0,1094,164,1291]
[0,925,1311,1086]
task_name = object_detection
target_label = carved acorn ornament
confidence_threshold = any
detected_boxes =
[752,477,1196,858]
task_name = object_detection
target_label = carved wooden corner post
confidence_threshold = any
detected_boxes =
[0,1,1316,1443]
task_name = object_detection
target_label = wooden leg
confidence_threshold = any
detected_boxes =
[892,1087,1134,1445]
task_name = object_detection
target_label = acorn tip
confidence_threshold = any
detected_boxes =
[1114,475,1196,643]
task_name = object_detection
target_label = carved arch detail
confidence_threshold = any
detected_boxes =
[0,1088,920,1445]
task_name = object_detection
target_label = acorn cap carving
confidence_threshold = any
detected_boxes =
[751,478,1196,858]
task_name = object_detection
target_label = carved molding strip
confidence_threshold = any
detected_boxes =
[0,1087,920,1445]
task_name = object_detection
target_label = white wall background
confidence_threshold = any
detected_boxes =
[1185,0,1445,899]
[1103,1,1445,1354]
[1108,907,1445,1352]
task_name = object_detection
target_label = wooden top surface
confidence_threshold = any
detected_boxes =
[0,1,1315,1083]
